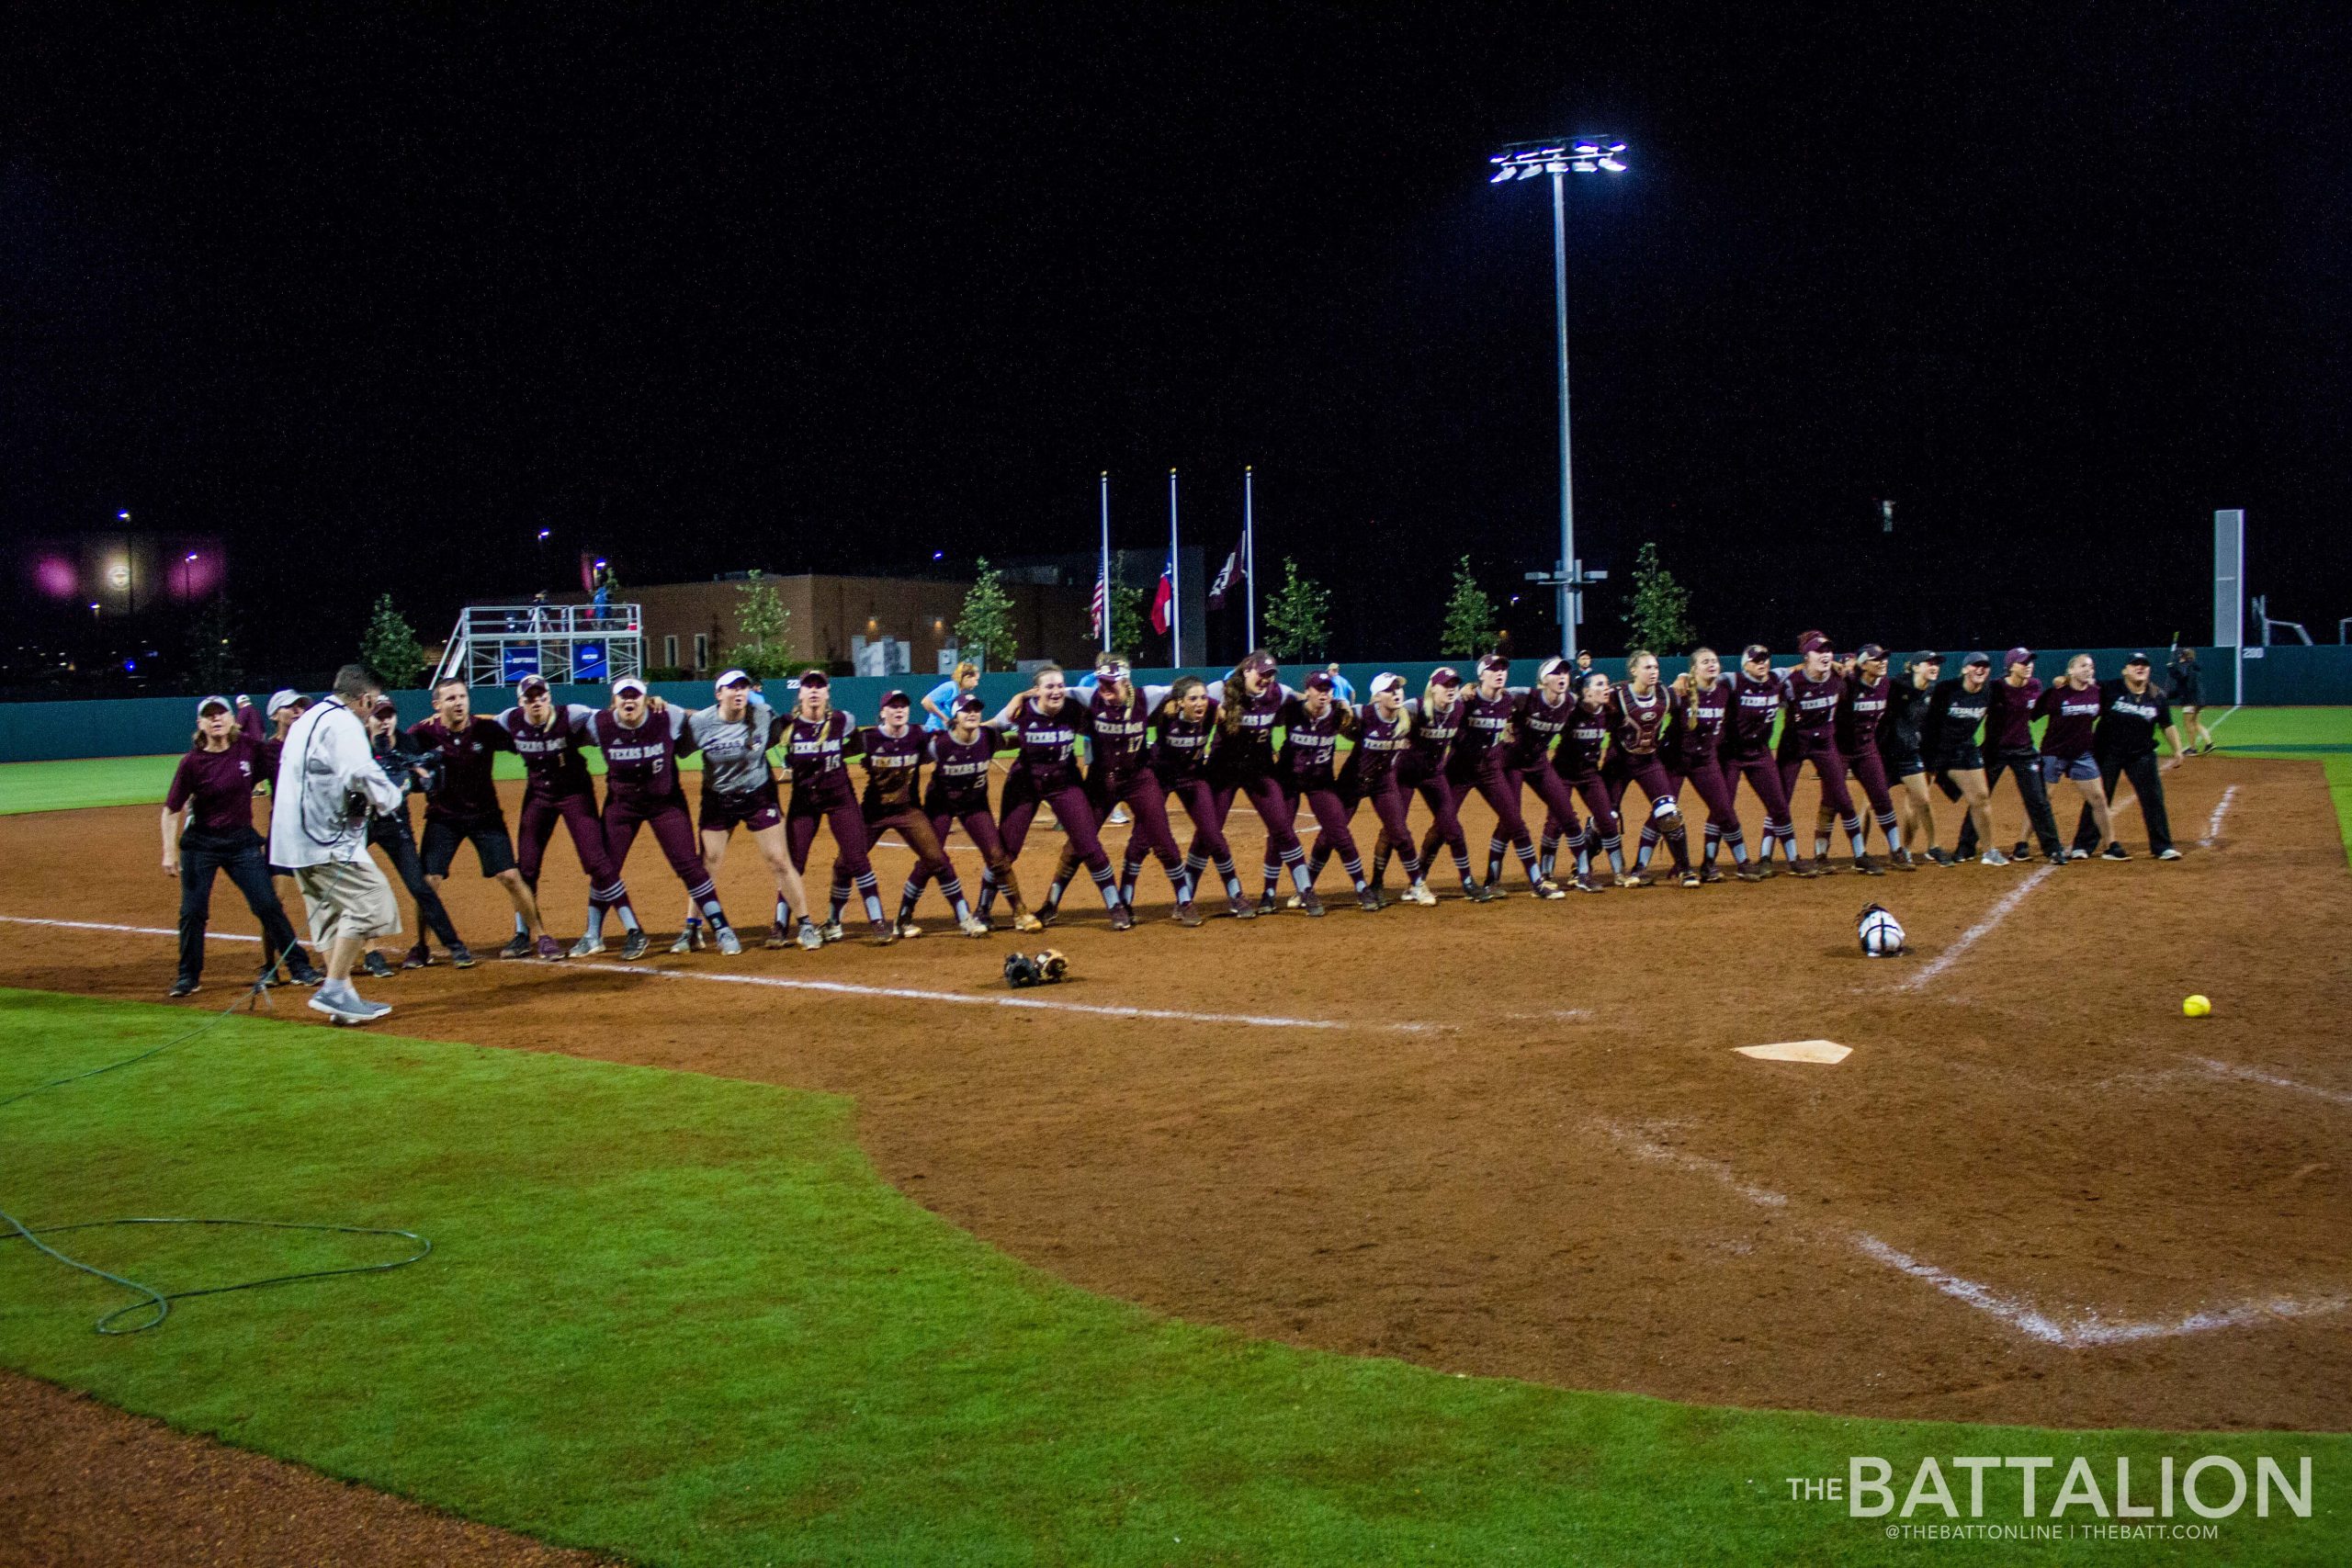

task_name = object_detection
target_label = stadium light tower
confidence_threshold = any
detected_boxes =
[1488,137,1625,660]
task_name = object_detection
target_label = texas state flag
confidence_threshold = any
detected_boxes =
[1149,558,1175,635]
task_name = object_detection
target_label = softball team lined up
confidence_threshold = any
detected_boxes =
[160,640,2201,991]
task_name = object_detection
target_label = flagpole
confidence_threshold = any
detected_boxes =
[1243,465,1256,653]
[1099,470,1112,654]
[1168,468,1182,667]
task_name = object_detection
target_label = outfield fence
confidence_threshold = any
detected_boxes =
[4,647,2347,763]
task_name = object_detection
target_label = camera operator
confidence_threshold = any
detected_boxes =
[268,664,406,1024]
[365,699,473,972]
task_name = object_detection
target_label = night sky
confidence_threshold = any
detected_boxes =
[9,6,2347,678]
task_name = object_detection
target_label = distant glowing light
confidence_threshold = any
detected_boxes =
[106,562,130,589]
[186,552,198,562]
[33,556,77,598]
[117,511,130,521]
[1488,136,1630,183]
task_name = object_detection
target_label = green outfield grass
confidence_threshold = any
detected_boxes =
[0,989,2342,1565]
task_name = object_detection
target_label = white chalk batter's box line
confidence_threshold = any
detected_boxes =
[0,914,1440,1035]
[1592,1117,2346,1348]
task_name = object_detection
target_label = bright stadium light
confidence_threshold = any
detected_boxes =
[1486,135,1628,661]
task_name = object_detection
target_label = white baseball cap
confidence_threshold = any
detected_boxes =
[1370,672,1405,697]
[266,688,306,717]
[612,675,648,697]
[195,694,232,718]
[714,669,752,692]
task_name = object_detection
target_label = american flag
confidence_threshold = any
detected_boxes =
[1091,570,1109,640]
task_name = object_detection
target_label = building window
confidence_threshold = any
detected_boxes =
[663,635,678,669]
[693,633,709,671]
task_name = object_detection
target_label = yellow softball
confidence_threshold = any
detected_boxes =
[2183,995,2211,1018]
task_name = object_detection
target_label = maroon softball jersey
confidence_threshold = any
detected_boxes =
[1403,696,1462,777]
[2036,682,2103,761]
[1210,680,1286,780]
[923,728,997,815]
[1276,696,1347,784]
[1777,669,1845,756]
[497,703,599,800]
[404,715,510,821]
[1504,688,1575,773]
[1664,677,1730,771]
[1448,688,1516,775]
[786,710,862,802]
[1342,704,1414,790]
[1555,702,1612,780]
[856,724,930,814]
[1148,697,1218,785]
[1002,694,1091,786]
[1833,672,1891,756]
[1723,671,1785,763]
[1984,677,2044,752]
[591,708,687,807]
[1083,683,1153,783]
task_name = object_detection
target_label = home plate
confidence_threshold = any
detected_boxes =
[1736,1040,1852,1065]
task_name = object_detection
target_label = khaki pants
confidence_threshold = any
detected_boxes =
[294,856,401,949]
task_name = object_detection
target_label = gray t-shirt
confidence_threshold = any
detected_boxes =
[684,698,776,797]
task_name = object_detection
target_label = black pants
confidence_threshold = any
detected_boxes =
[1954,747,2062,857]
[2072,751,2173,854]
[177,829,306,983]
[369,820,461,947]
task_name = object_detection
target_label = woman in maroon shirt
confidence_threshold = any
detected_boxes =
[1406,668,1489,901]
[1541,671,1633,889]
[1602,651,1696,887]
[782,672,892,943]
[160,695,314,995]
[2037,653,2119,855]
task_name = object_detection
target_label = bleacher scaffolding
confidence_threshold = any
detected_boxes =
[433,602,645,689]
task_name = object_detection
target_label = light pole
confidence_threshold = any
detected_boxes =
[1488,138,1625,660]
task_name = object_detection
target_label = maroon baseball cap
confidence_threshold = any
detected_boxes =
[2005,647,2035,669]
[1478,653,1510,674]
[954,694,986,715]
[880,689,911,708]
[369,698,399,719]
[1799,634,1832,657]
[1742,644,1771,662]
[1857,642,1888,662]
[1306,671,1334,693]
[1428,666,1462,688]
[1244,652,1278,676]
[797,670,829,689]
[517,673,552,699]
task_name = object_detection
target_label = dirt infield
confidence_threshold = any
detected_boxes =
[0,1370,613,1568]
[3,754,2347,1440]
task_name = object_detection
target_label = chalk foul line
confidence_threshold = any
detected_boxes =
[1590,1118,2343,1348]
[2201,783,2240,846]
[0,914,1432,1035]
[2188,1055,2352,1107]
[1897,863,2058,992]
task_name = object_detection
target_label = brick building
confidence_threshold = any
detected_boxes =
[556,572,1091,677]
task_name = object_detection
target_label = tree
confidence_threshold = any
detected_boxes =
[187,595,243,693]
[1109,581,1148,662]
[1622,541,1696,654]
[359,593,426,687]
[719,569,802,680]
[954,558,1019,671]
[1439,556,1500,658]
[1261,558,1331,661]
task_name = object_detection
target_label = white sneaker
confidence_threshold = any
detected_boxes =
[1981,848,2012,866]
[1107,806,1131,825]
[797,920,824,951]
[959,914,991,938]
[669,924,704,954]
[820,919,845,943]
[2154,847,2183,861]
[569,934,605,958]
[1404,882,1438,907]
[2067,848,2090,861]
[895,917,925,940]
[715,925,743,955]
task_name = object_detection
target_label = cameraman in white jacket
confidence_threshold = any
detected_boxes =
[270,664,406,1023]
